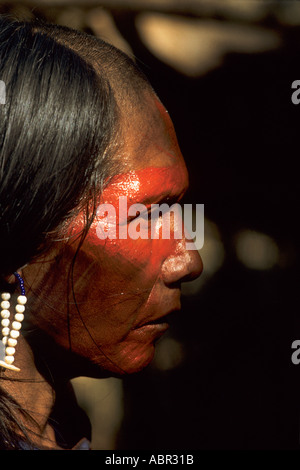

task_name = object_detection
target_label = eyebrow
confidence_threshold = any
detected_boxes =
[137,185,187,207]
[100,165,188,207]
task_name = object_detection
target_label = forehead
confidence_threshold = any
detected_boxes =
[115,91,186,171]
[102,92,189,205]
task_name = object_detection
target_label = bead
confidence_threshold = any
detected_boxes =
[15,304,25,313]
[2,337,7,345]
[1,293,10,300]
[7,338,17,347]
[0,301,10,309]
[2,327,10,336]
[1,319,10,328]
[1,309,10,319]
[5,347,15,356]
[17,295,27,305]
[12,321,22,331]
[10,330,19,339]
[0,360,20,371]
[14,313,24,322]
[4,356,14,365]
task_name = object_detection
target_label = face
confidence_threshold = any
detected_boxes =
[23,92,203,377]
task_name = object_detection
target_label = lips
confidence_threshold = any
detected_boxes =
[133,306,180,331]
[131,321,170,343]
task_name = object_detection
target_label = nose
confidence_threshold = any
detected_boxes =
[161,238,203,286]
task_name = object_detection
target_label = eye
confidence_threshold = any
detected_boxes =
[127,209,149,223]
[126,203,151,225]
[126,197,182,228]
[148,206,161,221]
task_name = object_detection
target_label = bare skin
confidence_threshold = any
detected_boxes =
[0,336,58,448]
[0,91,203,449]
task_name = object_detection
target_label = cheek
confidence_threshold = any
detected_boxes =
[82,217,177,286]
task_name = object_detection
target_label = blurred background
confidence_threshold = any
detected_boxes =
[1,0,299,450]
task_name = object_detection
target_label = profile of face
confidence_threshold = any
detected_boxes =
[23,90,203,377]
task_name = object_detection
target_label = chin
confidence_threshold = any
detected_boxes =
[95,343,156,377]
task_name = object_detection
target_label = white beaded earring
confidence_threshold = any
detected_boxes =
[0,272,27,372]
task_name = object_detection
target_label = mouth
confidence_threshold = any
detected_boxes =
[129,290,182,342]
[132,308,179,337]
[131,320,169,343]
[138,311,174,328]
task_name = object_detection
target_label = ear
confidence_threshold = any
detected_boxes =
[0,271,23,293]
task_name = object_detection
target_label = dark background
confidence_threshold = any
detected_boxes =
[1,0,299,450]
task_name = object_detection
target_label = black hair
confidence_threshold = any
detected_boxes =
[0,14,155,449]
[0,16,117,286]
[0,15,120,449]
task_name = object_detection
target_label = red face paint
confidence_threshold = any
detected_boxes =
[85,164,189,255]
[23,94,202,378]
[54,162,193,372]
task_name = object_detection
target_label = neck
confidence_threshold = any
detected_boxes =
[0,334,91,449]
[0,335,60,449]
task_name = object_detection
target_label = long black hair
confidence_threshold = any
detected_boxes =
[0,16,121,449]
[0,16,118,285]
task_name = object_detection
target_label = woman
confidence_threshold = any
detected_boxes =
[0,16,202,449]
